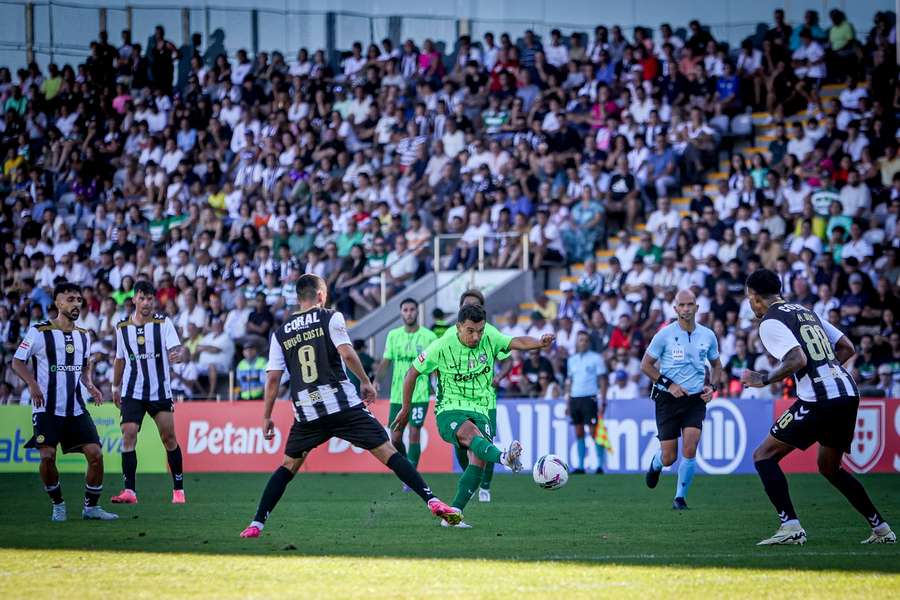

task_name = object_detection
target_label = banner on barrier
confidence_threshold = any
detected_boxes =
[176,400,452,473]
[487,398,773,474]
[0,404,167,473]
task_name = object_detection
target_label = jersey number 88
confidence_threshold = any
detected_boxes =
[799,324,835,362]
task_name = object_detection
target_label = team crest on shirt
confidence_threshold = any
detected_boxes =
[478,353,487,364]
[36,435,44,443]
[137,336,146,345]
[65,343,75,354]
[843,401,885,474]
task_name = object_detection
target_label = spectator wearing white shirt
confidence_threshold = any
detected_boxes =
[607,369,639,400]
[195,317,235,398]
[788,219,823,261]
[786,122,815,161]
[813,283,840,322]
[613,229,639,271]
[841,222,874,265]
[645,196,679,248]
[384,236,418,297]
[690,225,720,261]
[544,29,569,68]
[839,171,871,217]
[231,50,253,85]
[792,30,826,80]
[529,209,566,268]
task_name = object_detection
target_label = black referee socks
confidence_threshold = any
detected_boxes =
[253,466,295,524]
[754,458,798,522]
[386,452,435,503]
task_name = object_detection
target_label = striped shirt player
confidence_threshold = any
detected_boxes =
[111,280,187,506]
[743,268,894,546]
[240,274,462,538]
[10,281,118,522]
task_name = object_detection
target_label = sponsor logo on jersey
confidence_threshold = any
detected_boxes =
[284,311,321,333]
[49,365,83,372]
[843,400,885,474]
[453,364,491,383]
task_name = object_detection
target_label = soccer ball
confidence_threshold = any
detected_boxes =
[532,454,569,490]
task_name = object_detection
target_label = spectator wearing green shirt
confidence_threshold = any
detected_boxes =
[635,231,663,265]
[828,9,857,78]
[40,64,63,101]
[337,219,364,257]
[4,86,27,116]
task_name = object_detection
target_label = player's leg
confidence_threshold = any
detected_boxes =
[450,419,521,512]
[646,399,680,488]
[113,398,144,503]
[753,434,805,545]
[39,444,67,521]
[478,408,498,501]
[152,409,185,502]
[674,426,701,508]
[241,452,307,537]
[406,403,428,468]
[569,397,588,473]
[61,413,117,520]
[387,403,407,456]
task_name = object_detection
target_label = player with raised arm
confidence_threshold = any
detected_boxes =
[641,289,722,510]
[11,282,118,521]
[375,298,437,471]
[392,303,555,528]
[110,281,190,505]
[240,275,461,538]
[742,268,895,545]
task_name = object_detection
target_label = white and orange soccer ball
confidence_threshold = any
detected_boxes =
[532,454,569,490]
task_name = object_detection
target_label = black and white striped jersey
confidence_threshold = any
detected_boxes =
[14,321,93,417]
[267,307,362,422]
[759,301,858,403]
[115,314,181,402]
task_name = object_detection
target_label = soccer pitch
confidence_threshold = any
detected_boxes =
[1,473,897,598]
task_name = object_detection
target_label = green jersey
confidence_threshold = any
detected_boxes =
[384,325,438,405]
[414,322,512,416]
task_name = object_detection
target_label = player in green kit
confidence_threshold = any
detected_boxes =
[376,298,437,470]
[392,303,554,528]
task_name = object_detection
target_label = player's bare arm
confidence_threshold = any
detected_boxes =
[391,366,419,431]
[373,356,391,394]
[82,355,103,405]
[701,358,723,402]
[509,334,555,351]
[337,343,376,402]
[11,357,44,408]
[111,357,125,407]
[834,335,855,365]
[261,370,283,440]
[640,352,685,397]
[741,346,807,388]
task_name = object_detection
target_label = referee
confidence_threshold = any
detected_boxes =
[111,281,189,505]
[11,282,118,522]
[640,289,722,509]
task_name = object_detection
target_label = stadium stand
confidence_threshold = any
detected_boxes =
[0,10,898,402]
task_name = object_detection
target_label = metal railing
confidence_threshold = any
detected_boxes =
[433,231,530,273]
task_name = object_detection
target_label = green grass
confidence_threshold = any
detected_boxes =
[0,472,898,598]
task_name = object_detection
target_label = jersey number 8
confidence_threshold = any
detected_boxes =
[799,324,835,362]
[297,346,318,384]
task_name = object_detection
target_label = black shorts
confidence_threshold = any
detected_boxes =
[284,406,389,459]
[25,412,100,454]
[121,396,174,428]
[569,396,598,426]
[770,397,859,454]
[654,393,706,441]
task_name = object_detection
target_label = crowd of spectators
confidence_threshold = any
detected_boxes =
[0,9,898,401]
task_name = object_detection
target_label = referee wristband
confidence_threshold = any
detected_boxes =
[656,375,674,390]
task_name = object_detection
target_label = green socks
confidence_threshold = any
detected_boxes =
[480,462,494,491]
[408,442,421,469]
[452,465,484,509]
[469,436,502,463]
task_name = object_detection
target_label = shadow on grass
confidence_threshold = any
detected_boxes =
[0,473,897,573]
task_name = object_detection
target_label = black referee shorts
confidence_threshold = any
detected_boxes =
[284,406,389,459]
[770,396,859,454]
[121,396,174,428]
[25,412,101,454]
[569,396,598,426]
[654,393,707,441]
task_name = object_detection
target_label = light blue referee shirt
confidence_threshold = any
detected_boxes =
[567,350,607,397]
[645,321,719,394]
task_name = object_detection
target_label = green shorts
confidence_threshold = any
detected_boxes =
[388,402,430,428]
[436,409,492,448]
